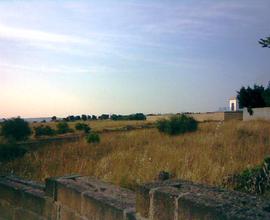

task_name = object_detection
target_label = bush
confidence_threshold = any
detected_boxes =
[86,133,100,144]
[34,125,56,137]
[0,117,31,141]
[156,115,198,135]
[224,157,270,194]
[56,122,73,134]
[0,143,27,162]
[75,123,91,134]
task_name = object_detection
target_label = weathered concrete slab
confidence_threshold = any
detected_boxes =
[137,179,270,220]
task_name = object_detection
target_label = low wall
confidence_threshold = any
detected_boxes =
[224,111,243,121]
[243,107,270,121]
[1,175,270,220]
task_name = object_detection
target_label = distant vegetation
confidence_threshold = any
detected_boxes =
[34,125,55,137]
[0,117,31,141]
[110,113,146,121]
[86,133,100,144]
[56,122,73,134]
[156,114,198,135]
[237,82,270,115]
[75,123,91,134]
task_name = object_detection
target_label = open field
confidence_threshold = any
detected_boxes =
[32,120,153,131]
[1,120,270,190]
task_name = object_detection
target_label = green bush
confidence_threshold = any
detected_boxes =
[86,133,100,144]
[156,115,198,135]
[75,123,91,134]
[0,143,27,162]
[0,117,31,141]
[34,125,56,137]
[56,122,73,134]
[224,157,270,195]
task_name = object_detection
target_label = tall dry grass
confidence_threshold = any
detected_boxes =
[1,120,270,189]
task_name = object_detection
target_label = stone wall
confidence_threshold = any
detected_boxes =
[1,175,270,220]
[243,107,270,121]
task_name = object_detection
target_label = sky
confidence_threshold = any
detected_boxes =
[0,0,269,118]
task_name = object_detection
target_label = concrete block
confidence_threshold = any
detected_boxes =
[0,178,28,206]
[14,208,46,220]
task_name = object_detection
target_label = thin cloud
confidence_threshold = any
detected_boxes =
[0,23,88,44]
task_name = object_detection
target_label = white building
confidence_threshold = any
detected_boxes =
[229,97,238,111]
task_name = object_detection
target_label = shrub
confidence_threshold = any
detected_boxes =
[156,115,198,135]
[0,143,27,162]
[0,117,32,141]
[56,122,73,134]
[86,133,100,144]
[75,123,91,134]
[224,157,270,194]
[34,125,56,137]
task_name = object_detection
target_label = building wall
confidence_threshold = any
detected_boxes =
[243,107,270,121]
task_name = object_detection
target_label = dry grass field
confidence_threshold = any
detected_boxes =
[1,120,270,190]
[32,119,152,133]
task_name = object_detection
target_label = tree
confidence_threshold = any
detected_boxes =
[98,114,109,120]
[259,37,270,48]
[237,83,270,115]
[51,116,57,121]
[92,115,97,120]
[0,117,31,141]
[75,115,81,121]
[81,114,87,121]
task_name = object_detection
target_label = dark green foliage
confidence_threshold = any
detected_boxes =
[110,113,146,121]
[75,123,91,134]
[259,37,270,48]
[86,133,100,143]
[0,143,27,162]
[56,122,73,134]
[51,116,57,121]
[156,115,198,135]
[34,125,55,137]
[99,114,109,120]
[81,114,87,121]
[237,83,270,115]
[92,115,97,120]
[224,157,270,195]
[0,117,31,141]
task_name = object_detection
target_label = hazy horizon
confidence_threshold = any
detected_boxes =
[1,0,270,118]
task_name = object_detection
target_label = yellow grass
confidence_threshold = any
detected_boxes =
[32,120,152,132]
[1,120,270,189]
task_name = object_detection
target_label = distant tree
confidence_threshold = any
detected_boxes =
[51,116,57,121]
[67,115,75,121]
[75,115,81,121]
[0,117,32,141]
[237,83,270,115]
[81,114,87,121]
[259,36,270,48]
[98,114,109,120]
[92,115,97,120]
[87,115,92,120]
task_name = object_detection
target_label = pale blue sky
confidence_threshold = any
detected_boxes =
[0,0,269,117]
